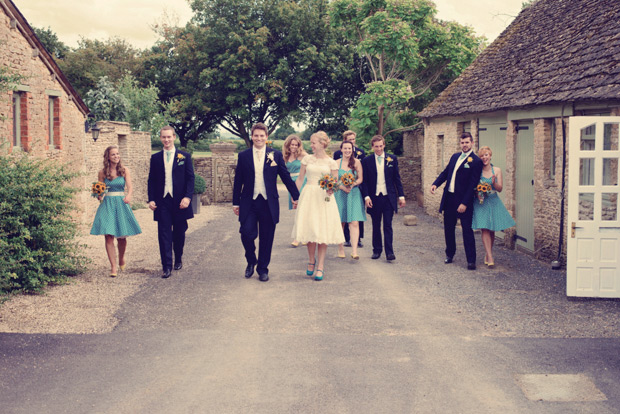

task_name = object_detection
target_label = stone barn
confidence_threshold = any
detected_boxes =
[418,0,620,264]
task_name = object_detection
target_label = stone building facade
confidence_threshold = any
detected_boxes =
[0,0,92,218]
[194,142,237,205]
[418,0,620,263]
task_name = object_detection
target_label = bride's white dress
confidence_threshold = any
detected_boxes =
[292,155,345,244]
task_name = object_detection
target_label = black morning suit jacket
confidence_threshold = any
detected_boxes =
[432,152,483,213]
[361,153,405,213]
[147,149,195,221]
[232,147,299,225]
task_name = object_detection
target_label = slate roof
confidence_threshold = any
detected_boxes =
[418,0,620,118]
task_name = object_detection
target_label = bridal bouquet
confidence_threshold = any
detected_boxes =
[318,174,337,202]
[340,172,355,188]
[91,181,107,198]
[476,182,493,204]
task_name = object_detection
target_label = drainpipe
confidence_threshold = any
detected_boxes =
[552,104,569,270]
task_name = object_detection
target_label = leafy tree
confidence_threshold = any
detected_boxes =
[33,26,70,60]
[330,0,484,145]
[117,74,172,140]
[59,37,145,98]
[271,120,297,140]
[84,76,128,122]
[163,0,362,147]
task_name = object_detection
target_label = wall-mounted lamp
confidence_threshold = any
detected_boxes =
[85,117,100,142]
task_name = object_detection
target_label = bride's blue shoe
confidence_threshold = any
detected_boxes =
[314,270,324,281]
[306,261,316,276]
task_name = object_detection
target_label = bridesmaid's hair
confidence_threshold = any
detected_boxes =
[478,146,492,157]
[283,134,306,161]
[340,141,356,170]
[102,145,126,180]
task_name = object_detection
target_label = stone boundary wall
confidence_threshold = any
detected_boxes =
[401,129,423,206]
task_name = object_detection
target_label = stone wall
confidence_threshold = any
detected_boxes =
[400,129,423,205]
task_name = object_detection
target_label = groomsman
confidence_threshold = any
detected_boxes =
[430,132,483,270]
[333,130,366,247]
[232,123,300,282]
[361,135,405,261]
[148,126,195,278]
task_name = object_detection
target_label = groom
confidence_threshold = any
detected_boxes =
[148,125,195,279]
[232,123,300,282]
[430,132,482,270]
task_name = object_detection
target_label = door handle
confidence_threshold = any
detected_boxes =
[571,222,576,238]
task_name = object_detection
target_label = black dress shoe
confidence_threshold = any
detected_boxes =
[162,268,172,278]
[245,264,255,279]
[444,257,453,264]
[386,253,396,261]
[371,252,381,260]
[258,272,269,282]
[343,241,352,247]
[358,241,363,248]
[174,261,183,271]
[467,263,476,270]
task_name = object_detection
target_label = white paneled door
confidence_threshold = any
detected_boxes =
[567,117,620,297]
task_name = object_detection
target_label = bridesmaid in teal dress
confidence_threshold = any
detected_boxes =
[472,146,515,268]
[283,134,307,247]
[90,146,142,277]
[334,141,366,259]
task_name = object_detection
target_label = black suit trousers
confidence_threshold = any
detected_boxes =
[240,195,276,274]
[443,192,476,263]
[157,195,189,270]
[368,195,394,256]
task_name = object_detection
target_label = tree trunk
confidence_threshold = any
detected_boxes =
[377,105,385,136]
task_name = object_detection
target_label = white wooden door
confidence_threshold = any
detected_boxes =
[567,117,620,297]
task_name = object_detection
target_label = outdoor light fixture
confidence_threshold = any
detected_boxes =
[85,117,100,142]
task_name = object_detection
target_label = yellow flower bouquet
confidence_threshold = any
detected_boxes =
[476,182,493,204]
[91,181,107,200]
[318,174,338,202]
[340,171,355,188]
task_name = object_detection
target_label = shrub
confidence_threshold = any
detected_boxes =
[0,155,89,295]
[194,174,206,194]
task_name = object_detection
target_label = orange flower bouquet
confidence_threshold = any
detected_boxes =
[91,181,108,202]
[340,172,355,188]
[476,182,493,204]
[318,174,338,202]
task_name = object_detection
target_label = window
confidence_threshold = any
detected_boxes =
[437,134,445,171]
[549,119,556,179]
[46,91,62,150]
[12,92,21,149]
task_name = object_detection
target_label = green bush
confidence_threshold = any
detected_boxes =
[0,156,89,295]
[194,174,206,194]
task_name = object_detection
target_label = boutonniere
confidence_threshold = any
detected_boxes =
[356,150,362,157]
[386,156,393,163]
[177,153,185,166]
[266,152,277,167]
[467,157,473,163]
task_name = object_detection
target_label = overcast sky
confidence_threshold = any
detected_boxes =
[13,0,526,49]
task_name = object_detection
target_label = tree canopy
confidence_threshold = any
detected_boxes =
[329,0,484,145]
[158,0,363,147]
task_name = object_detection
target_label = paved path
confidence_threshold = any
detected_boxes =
[1,187,620,413]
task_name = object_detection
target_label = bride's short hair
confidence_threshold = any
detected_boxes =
[311,131,330,148]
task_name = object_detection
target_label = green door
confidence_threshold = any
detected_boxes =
[515,121,535,252]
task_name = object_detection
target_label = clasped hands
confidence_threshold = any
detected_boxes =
[149,197,191,211]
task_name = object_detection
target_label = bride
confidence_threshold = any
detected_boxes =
[291,131,345,281]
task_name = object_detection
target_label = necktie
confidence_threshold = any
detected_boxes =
[459,152,467,160]
[377,155,383,164]
[166,151,172,162]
